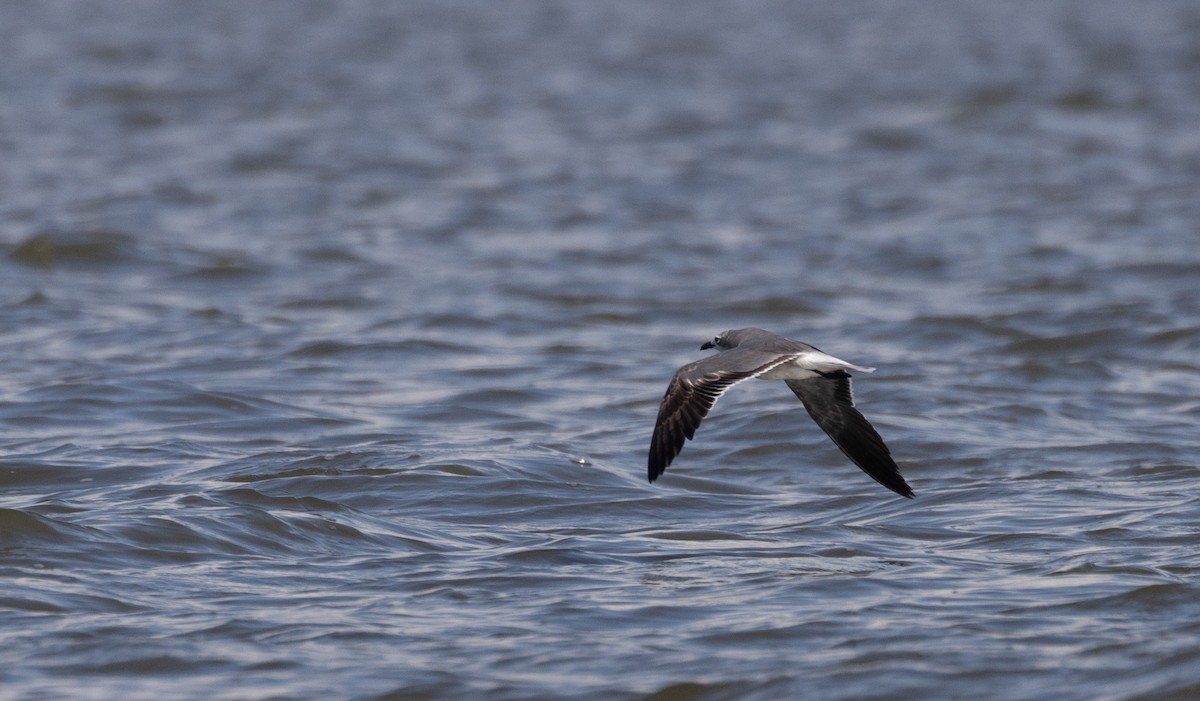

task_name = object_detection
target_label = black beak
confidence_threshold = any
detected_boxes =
[700,341,714,350]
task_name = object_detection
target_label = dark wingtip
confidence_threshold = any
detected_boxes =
[880,474,914,498]
[647,454,664,483]
[887,473,915,498]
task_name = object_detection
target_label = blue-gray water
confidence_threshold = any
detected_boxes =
[3,2,1200,700]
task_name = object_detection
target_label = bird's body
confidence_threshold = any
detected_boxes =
[648,328,913,497]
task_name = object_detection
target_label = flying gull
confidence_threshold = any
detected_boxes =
[648,328,913,497]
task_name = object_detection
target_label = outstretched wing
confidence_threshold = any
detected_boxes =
[785,373,913,497]
[648,350,797,482]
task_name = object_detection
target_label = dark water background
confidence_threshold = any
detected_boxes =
[3,2,1200,699]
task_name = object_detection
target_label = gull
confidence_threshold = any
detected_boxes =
[648,328,913,497]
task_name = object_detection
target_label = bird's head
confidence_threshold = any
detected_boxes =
[700,330,735,351]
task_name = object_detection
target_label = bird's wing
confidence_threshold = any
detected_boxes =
[784,373,913,497]
[648,349,798,482]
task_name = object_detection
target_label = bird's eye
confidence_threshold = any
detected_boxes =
[713,336,721,345]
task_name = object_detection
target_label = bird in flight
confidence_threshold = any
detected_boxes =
[648,328,913,497]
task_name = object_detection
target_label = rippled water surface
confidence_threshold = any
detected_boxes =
[3,2,1200,700]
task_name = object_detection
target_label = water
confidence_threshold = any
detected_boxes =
[2,1,1200,699]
